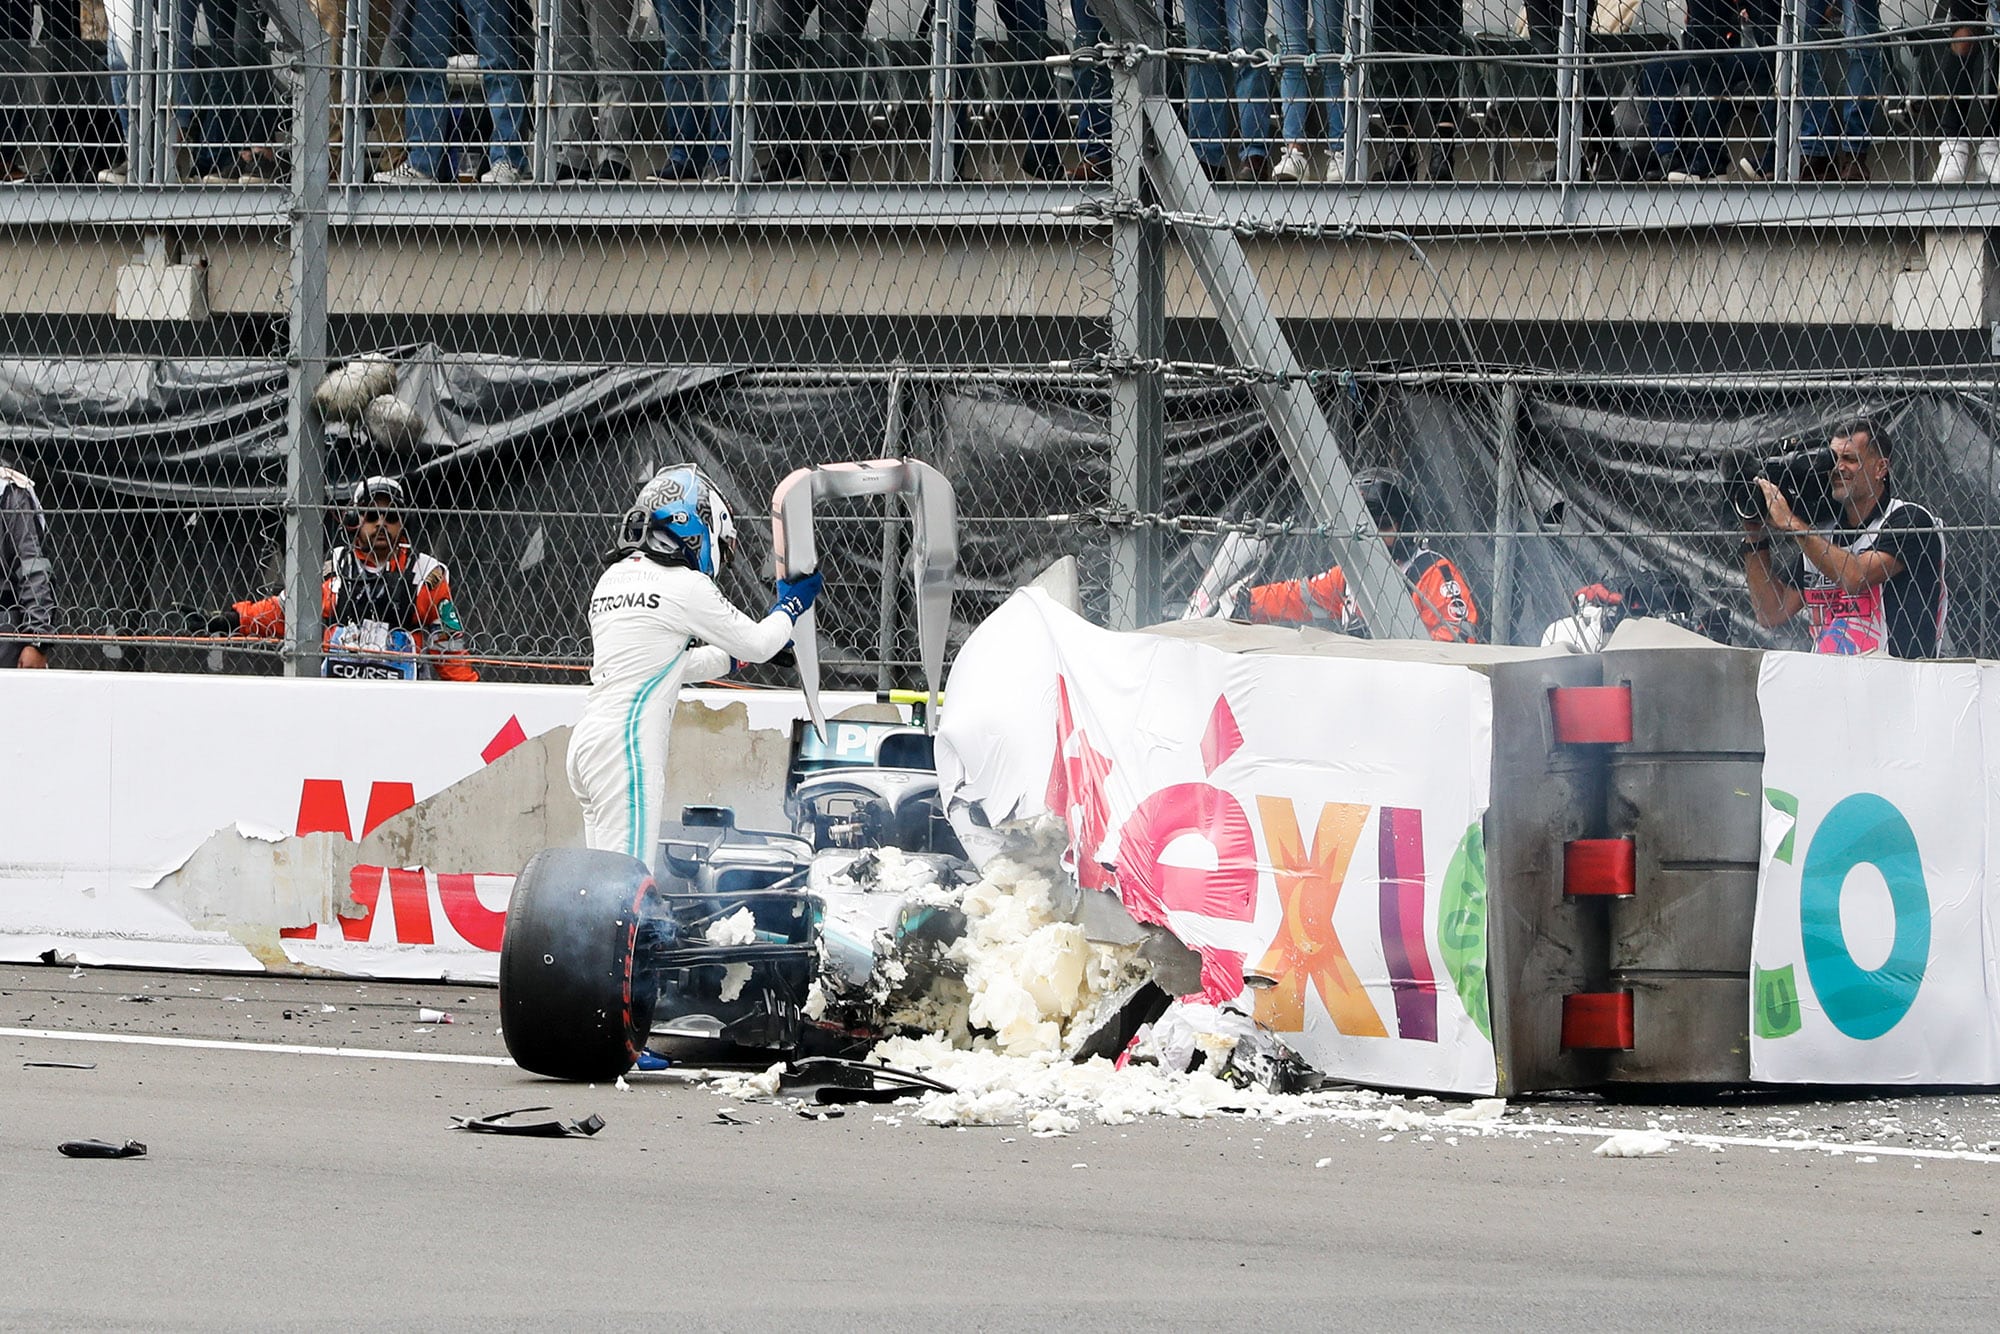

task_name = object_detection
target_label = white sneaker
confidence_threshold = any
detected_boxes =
[480,162,525,184]
[1272,144,1310,182]
[1932,138,1972,184]
[1324,149,1347,183]
[95,161,128,185]
[373,162,435,185]
[1979,140,2000,183]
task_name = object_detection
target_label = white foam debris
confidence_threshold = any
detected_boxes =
[948,854,1144,1056]
[1029,1109,1080,1138]
[1440,1098,1508,1124]
[1314,1157,1333,1168]
[718,962,753,1002]
[615,1076,631,1092]
[802,980,828,1021]
[706,907,758,947]
[712,1064,784,1099]
[1593,1130,1674,1158]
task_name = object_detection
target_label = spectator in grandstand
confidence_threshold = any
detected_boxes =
[373,0,531,183]
[1069,0,1112,178]
[186,476,481,680]
[1636,0,1780,182]
[568,463,820,859]
[757,0,866,181]
[1927,0,1998,183]
[1272,0,1345,182]
[927,0,1071,179]
[97,0,269,184]
[1185,0,1274,179]
[1,0,36,181]
[1228,468,1483,641]
[0,461,54,668]
[1370,0,1457,180]
[550,0,641,181]
[1795,0,1884,181]
[1744,418,1945,658]
[649,0,731,181]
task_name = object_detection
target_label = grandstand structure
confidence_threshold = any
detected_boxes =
[3,0,1999,682]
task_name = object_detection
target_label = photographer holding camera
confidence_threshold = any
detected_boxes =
[1742,418,1945,658]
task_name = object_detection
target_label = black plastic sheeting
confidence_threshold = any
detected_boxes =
[6,352,1999,672]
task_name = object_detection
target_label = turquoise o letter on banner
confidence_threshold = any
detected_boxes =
[1799,793,1930,1041]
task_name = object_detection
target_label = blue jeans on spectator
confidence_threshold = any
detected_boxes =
[105,0,253,177]
[1799,0,1883,160]
[657,0,731,173]
[403,0,529,179]
[1072,0,1109,166]
[949,0,1064,176]
[1184,0,1272,168]
[1641,14,1777,177]
[1276,0,1343,146]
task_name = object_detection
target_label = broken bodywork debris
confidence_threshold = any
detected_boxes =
[59,1139,146,1159]
[449,1107,605,1138]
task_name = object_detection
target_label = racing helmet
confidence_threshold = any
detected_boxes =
[1352,468,1415,532]
[343,475,406,529]
[617,463,737,575]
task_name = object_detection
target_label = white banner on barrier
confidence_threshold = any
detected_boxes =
[1750,652,2000,1083]
[938,590,1497,1095]
[0,671,841,979]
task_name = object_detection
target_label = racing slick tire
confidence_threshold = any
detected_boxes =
[499,848,659,1080]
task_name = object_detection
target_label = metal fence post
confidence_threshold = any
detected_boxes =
[533,0,557,182]
[1108,50,1163,631]
[929,7,952,182]
[267,0,333,677]
[1555,0,1581,185]
[1492,381,1521,645]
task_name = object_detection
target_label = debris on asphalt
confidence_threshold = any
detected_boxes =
[37,949,77,966]
[417,1008,454,1024]
[23,1061,95,1070]
[58,1139,147,1159]
[119,994,156,1004]
[1593,1130,1674,1158]
[449,1107,604,1138]
[778,1057,957,1106]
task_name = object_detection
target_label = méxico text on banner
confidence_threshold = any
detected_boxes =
[1750,653,2000,1083]
[937,590,1498,1095]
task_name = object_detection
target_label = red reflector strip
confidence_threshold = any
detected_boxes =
[1564,839,1636,897]
[1549,685,1634,745]
[1561,992,1636,1050]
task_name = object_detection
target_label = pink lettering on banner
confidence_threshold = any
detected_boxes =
[1046,678,1117,892]
[1117,782,1256,1001]
[279,777,496,950]
[1376,806,1438,1042]
[438,874,506,951]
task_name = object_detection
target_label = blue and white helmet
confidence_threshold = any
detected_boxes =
[620,463,737,575]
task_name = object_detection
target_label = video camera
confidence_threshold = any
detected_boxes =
[1721,444,1836,525]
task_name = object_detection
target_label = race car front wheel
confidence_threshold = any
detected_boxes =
[499,848,659,1080]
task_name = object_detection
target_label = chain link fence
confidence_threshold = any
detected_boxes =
[5,0,2000,682]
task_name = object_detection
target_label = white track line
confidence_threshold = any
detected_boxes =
[1317,1107,2000,1163]
[1,1026,514,1066]
[8,1025,1997,1161]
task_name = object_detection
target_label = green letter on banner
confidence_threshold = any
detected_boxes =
[1799,793,1930,1042]
[1436,821,1489,1041]
[1754,964,1802,1039]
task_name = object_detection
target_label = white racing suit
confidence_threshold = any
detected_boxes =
[566,553,796,862]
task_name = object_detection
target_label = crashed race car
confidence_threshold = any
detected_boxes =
[499,716,975,1081]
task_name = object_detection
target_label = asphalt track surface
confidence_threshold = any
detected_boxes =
[4,965,1999,1332]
